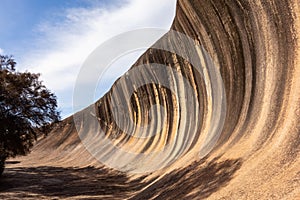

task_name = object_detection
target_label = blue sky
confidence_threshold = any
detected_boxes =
[0,0,177,118]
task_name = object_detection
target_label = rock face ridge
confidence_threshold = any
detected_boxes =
[3,0,300,199]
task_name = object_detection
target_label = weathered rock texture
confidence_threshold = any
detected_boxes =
[2,0,300,199]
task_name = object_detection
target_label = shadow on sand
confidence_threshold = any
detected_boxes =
[0,157,242,199]
[5,161,21,165]
[0,165,147,199]
[130,157,242,200]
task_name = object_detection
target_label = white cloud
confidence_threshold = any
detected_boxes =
[0,48,3,54]
[19,0,177,117]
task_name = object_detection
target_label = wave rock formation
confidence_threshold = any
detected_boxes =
[4,0,300,199]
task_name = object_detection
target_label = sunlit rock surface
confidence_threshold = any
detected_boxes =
[2,0,300,199]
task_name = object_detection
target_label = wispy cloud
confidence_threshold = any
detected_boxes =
[19,0,177,117]
[0,48,4,54]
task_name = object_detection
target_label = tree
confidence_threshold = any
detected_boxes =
[0,55,60,175]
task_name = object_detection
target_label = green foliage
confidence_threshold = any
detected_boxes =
[0,154,4,175]
[0,55,60,169]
